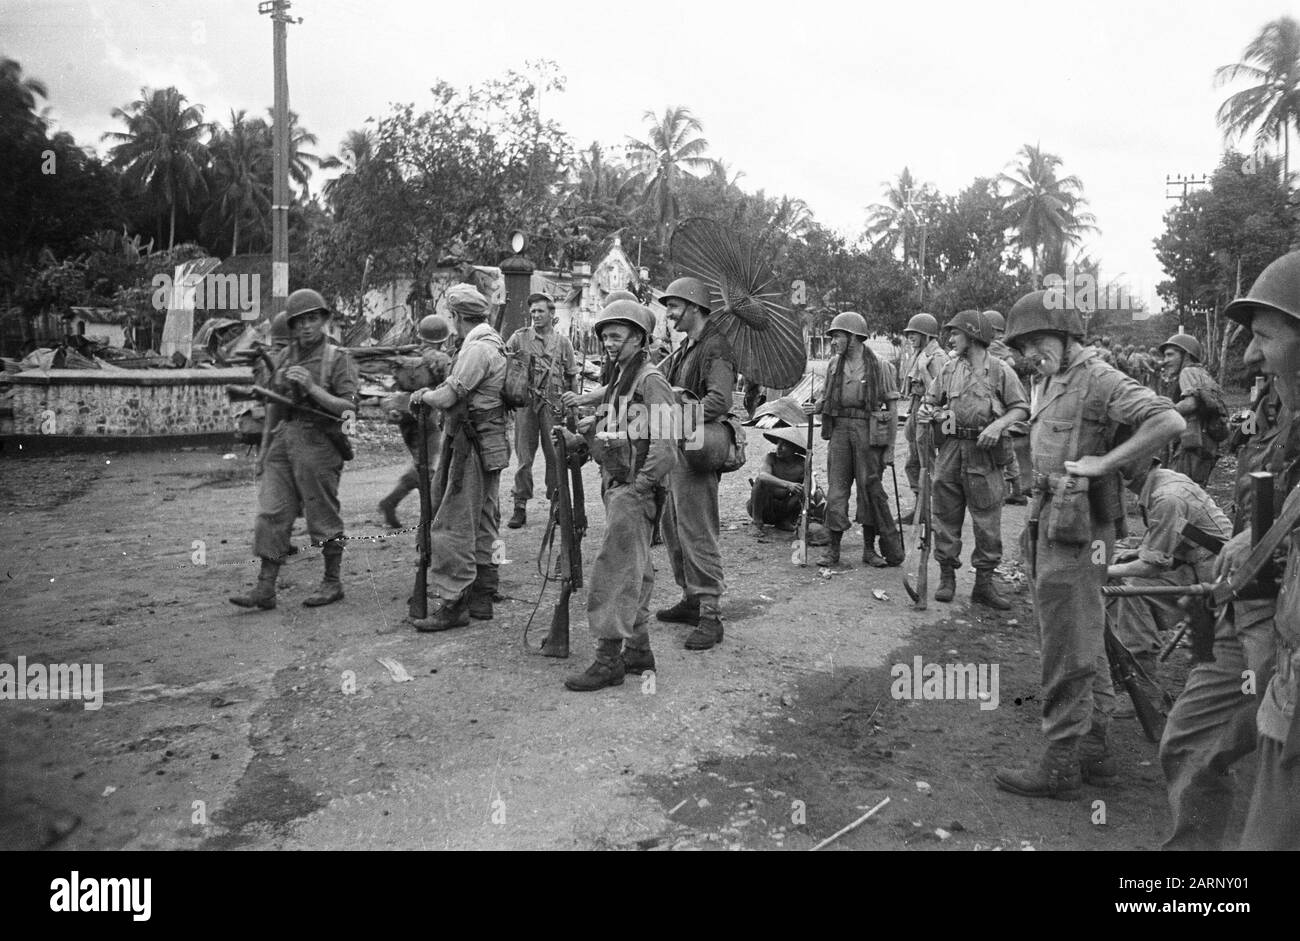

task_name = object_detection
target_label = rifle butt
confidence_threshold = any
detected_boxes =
[409,569,428,620]
[541,589,570,659]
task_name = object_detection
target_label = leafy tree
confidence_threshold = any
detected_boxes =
[626,106,719,251]
[1215,15,1300,177]
[203,109,272,255]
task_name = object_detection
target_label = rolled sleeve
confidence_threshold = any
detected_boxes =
[699,352,735,423]
[445,341,491,401]
[998,360,1029,412]
[635,371,681,487]
[560,337,579,377]
[330,350,360,404]
[1104,372,1176,427]
[1137,494,1186,568]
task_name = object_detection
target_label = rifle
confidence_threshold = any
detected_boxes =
[1105,623,1170,743]
[539,401,587,659]
[408,402,434,620]
[227,383,342,424]
[903,420,933,608]
[793,378,817,567]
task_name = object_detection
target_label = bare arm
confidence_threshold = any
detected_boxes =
[1065,410,1185,478]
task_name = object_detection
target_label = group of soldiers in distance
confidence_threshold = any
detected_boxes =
[227,247,1300,849]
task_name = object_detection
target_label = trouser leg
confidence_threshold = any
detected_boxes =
[904,410,920,493]
[824,425,855,533]
[663,463,724,618]
[252,431,301,562]
[587,485,656,647]
[1240,734,1300,850]
[930,441,965,569]
[511,406,541,507]
[428,442,487,602]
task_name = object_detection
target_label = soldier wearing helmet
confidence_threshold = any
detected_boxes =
[652,276,737,651]
[376,315,455,529]
[984,309,1029,506]
[899,313,947,522]
[918,310,1028,610]
[801,311,903,568]
[993,290,1183,801]
[556,300,679,691]
[230,287,361,611]
[1158,332,1227,486]
[408,283,511,631]
[1212,249,1300,849]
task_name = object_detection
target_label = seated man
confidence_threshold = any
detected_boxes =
[747,425,827,535]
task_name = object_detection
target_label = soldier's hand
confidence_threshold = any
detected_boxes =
[976,424,1001,449]
[560,391,580,410]
[1213,529,1253,582]
[801,402,816,416]
[284,365,314,389]
[1063,455,1110,477]
[408,388,430,413]
[576,415,596,435]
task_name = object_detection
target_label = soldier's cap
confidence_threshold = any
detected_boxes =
[762,425,814,452]
[445,283,490,320]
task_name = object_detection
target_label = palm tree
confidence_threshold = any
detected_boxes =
[1,56,49,138]
[321,128,375,214]
[999,144,1097,282]
[1215,16,1300,177]
[205,110,272,255]
[104,87,211,249]
[626,106,719,250]
[865,168,935,264]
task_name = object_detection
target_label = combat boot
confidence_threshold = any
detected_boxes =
[1079,725,1119,787]
[411,593,470,632]
[685,616,724,651]
[934,565,957,603]
[994,740,1082,800]
[468,563,498,620]
[229,558,280,610]
[565,639,626,692]
[970,569,1012,611]
[622,643,656,675]
[303,544,345,607]
[861,526,888,567]
[1004,477,1028,506]
[507,505,527,529]
[656,596,700,625]
[879,529,905,567]
[817,530,843,567]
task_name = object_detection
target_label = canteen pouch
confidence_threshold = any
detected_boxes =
[718,414,748,473]
[1046,473,1091,546]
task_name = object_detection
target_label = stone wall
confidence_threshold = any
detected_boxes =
[3,368,253,438]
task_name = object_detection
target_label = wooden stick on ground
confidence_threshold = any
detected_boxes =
[809,797,891,852]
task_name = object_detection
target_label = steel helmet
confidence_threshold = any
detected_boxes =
[982,309,1005,332]
[1224,250,1300,327]
[270,311,290,342]
[603,290,639,307]
[828,311,870,339]
[945,309,993,346]
[661,277,713,313]
[903,312,939,339]
[418,314,452,343]
[285,288,331,323]
[1003,290,1085,350]
[594,300,656,340]
[1159,333,1203,363]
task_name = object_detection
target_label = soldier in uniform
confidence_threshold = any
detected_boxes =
[377,315,454,528]
[407,284,510,630]
[804,311,903,567]
[653,277,736,651]
[230,288,360,611]
[984,309,1029,506]
[920,310,1028,609]
[992,291,1183,799]
[559,301,680,691]
[1159,333,1225,486]
[1217,251,1300,849]
[505,293,581,529]
[898,313,946,523]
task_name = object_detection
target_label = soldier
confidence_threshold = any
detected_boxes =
[748,425,827,535]
[984,309,1028,506]
[377,315,454,528]
[506,293,581,529]
[803,311,903,567]
[993,291,1183,800]
[1159,334,1226,486]
[559,301,680,691]
[407,284,510,631]
[1217,250,1300,849]
[653,277,736,651]
[898,313,946,523]
[921,310,1028,609]
[230,288,360,611]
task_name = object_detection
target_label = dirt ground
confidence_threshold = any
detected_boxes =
[0,412,1246,851]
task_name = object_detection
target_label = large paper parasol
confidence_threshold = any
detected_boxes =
[669,217,807,389]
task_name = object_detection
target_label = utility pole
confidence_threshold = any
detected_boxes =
[903,190,937,306]
[1164,173,1208,333]
[260,0,300,318]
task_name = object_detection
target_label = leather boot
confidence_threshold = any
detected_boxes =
[685,616,724,651]
[1079,724,1118,787]
[378,473,416,529]
[468,563,498,620]
[303,545,345,607]
[622,643,656,675]
[994,740,1082,800]
[1004,476,1028,506]
[970,569,1012,611]
[656,596,699,625]
[934,565,957,603]
[565,639,626,691]
[507,505,527,529]
[411,593,470,632]
[229,558,280,610]
[817,529,843,567]
[861,526,888,567]
[879,529,905,567]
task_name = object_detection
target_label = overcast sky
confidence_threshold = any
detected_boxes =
[4,0,1296,311]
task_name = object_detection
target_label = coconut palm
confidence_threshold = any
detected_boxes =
[263,108,326,197]
[104,87,211,249]
[204,110,272,255]
[1,56,49,138]
[999,144,1097,282]
[865,167,937,268]
[1215,16,1300,177]
[626,106,719,250]
[321,128,376,214]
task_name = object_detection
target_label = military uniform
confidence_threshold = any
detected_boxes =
[1167,362,1224,486]
[379,346,453,527]
[903,338,946,496]
[989,338,1027,503]
[507,325,579,519]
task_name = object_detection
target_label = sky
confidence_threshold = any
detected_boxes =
[4,0,1297,313]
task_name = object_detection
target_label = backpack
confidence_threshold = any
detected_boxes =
[1199,387,1231,443]
[501,348,532,409]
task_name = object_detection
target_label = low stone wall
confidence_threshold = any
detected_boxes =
[2,368,254,438]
